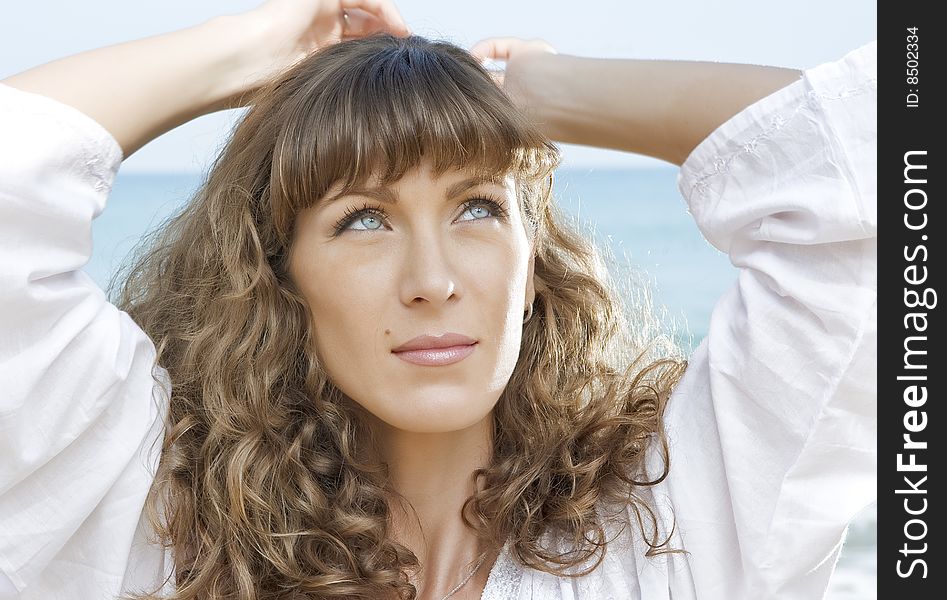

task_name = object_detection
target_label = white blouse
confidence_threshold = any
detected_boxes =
[0,40,876,599]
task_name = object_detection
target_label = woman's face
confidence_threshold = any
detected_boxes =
[289,159,535,433]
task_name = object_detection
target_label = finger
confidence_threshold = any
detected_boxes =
[469,37,521,62]
[340,8,381,37]
[342,0,411,36]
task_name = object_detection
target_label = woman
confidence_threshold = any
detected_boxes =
[0,0,876,598]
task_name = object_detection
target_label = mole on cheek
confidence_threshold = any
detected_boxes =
[385,329,391,335]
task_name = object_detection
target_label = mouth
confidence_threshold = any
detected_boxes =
[392,343,477,366]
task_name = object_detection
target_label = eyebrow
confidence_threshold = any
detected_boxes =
[323,175,507,207]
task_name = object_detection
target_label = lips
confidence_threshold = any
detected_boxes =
[391,333,478,367]
[391,333,477,352]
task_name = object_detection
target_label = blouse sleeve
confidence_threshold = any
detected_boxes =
[0,84,172,597]
[654,41,877,599]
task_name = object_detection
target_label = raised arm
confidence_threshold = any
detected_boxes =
[2,0,410,157]
[470,38,801,165]
[0,2,408,595]
[473,38,877,598]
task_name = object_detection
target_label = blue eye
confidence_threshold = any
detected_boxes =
[331,196,509,236]
[457,197,510,224]
[350,213,384,231]
[333,204,387,234]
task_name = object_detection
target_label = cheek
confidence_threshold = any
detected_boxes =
[463,239,532,376]
[473,247,527,317]
[309,259,381,316]
[292,248,392,370]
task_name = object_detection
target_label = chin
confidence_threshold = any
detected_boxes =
[373,392,497,434]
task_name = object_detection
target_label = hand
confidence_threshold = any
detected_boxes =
[469,37,556,86]
[228,0,411,102]
[468,37,556,127]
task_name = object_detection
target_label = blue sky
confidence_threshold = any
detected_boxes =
[1,1,876,172]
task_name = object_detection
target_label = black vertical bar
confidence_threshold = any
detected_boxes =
[877,2,941,597]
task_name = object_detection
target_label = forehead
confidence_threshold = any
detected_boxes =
[322,164,515,205]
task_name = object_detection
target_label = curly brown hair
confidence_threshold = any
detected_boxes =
[116,33,687,600]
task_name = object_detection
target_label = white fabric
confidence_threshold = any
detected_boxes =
[0,82,174,598]
[0,40,876,599]
[498,39,878,600]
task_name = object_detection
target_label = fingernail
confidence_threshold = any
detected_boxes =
[481,58,506,72]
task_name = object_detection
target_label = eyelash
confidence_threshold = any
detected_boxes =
[331,196,510,235]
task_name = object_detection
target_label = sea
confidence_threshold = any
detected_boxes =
[87,168,876,598]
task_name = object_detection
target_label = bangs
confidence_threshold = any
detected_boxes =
[267,34,561,240]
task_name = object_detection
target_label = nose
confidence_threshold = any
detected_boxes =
[397,230,459,309]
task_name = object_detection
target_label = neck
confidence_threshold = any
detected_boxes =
[373,412,497,598]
